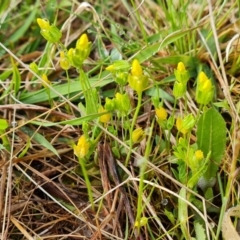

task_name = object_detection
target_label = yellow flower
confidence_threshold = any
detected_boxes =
[60,51,70,70]
[176,114,195,134]
[196,71,214,105]
[37,18,62,43]
[194,150,204,160]
[134,217,148,227]
[73,135,90,158]
[76,33,89,49]
[131,59,142,77]
[128,59,149,93]
[177,62,186,73]
[105,64,114,71]
[132,127,145,143]
[37,18,50,30]
[67,34,91,67]
[98,106,111,123]
[41,73,51,88]
[176,118,187,134]
[155,107,168,121]
[173,62,189,98]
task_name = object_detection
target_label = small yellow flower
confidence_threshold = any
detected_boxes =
[199,71,208,84]
[202,79,212,92]
[76,33,89,49]
[131,59,142,77]
[176,117,188,134]
[194,150,204,160]
[73,135,90,158]
[105,64,114,71]
[60,51,70,70]
[37,18,50,30]
[37,18,62,43]
[41,73,51,88]
[98,105,111,123]
[196,71,214,105]
[176,114,195,134]
[177,62,186,73]
[134,217,148,227]
[155,107,168,121]
[132,127,145,143]
[29,62,38,74]
[128,59,149,93]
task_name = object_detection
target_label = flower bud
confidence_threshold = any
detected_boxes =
[176,114,195,134]
[29,62,39,74]
[173,62,190,98]
[76,33,91,61]
[173,81,186,99]
[196,71,214,105]
[155,107,168,121]
[37,18,62,43]
[41,73,51,88]
[134,217,148,227]
[194,150,204,160]
[115,92,131,116]
[132,127,145,143]
[131,59,142,77]
[98,105,111,123]
[128,59,149,93]
[73,135,90,159]
[174,61,190,84]
[60,51,70,70]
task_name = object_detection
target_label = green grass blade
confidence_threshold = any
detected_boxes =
[8,2,39,43]
[21,126,59,157]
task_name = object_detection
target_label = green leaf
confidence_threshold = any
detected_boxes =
[21,126,59,158]
[11,58,21,95]
[31,112,106,127]
[18,137,31,158]
[194,221,207,240]
[0,119,9,130]
[196,107,227,180]
[20,76,111,104]
[178,188,191,239]
[0,0,10,15]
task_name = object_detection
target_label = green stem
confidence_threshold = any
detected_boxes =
[136,119,154,231]
[79,157,94,210]
[66,70,70,99]
[125,92,142,166]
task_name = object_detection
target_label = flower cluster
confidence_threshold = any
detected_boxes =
[66,34,91,68]
[105,92,131,117]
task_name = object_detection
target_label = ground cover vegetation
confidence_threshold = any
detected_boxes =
[0,0,240,239]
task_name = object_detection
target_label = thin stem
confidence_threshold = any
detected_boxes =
[125,92,142,166]
[78,157,94,210]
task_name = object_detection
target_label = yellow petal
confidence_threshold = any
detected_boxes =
[177,62,186,73]
[37,18,50,30]
[131,59,142,77]
[155,107,168,121]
